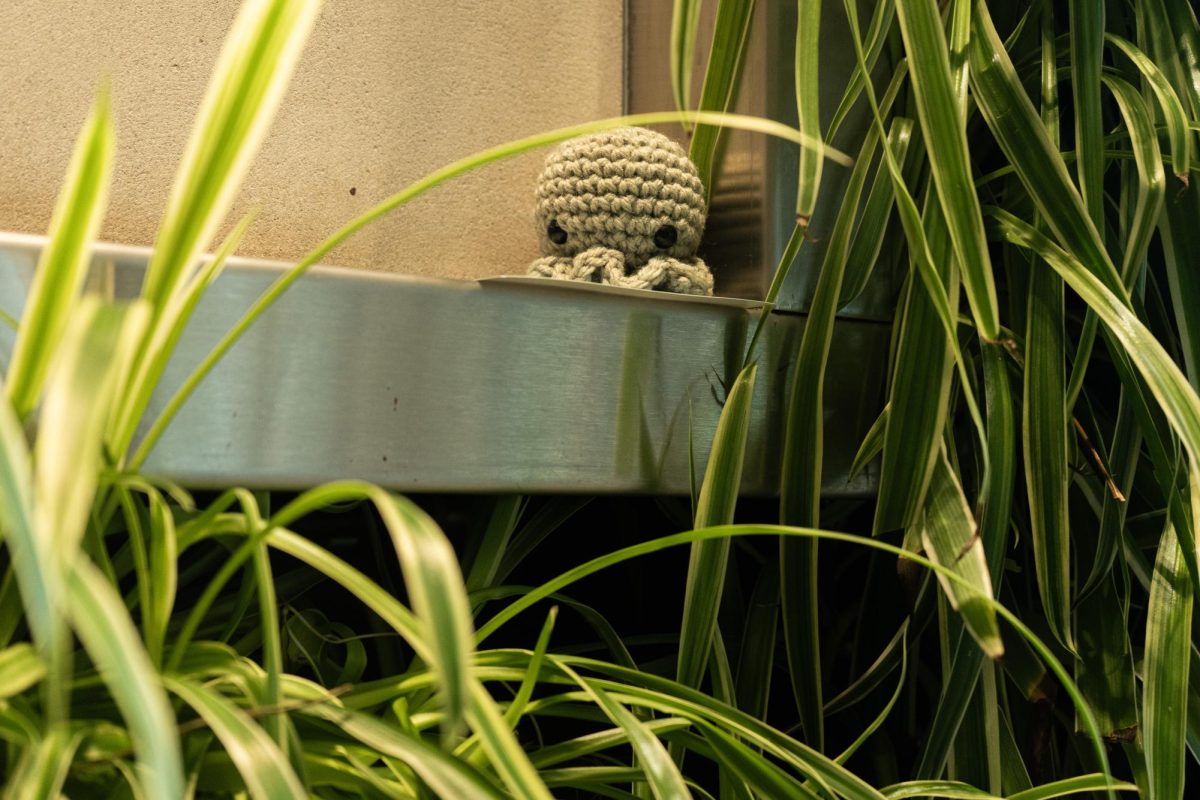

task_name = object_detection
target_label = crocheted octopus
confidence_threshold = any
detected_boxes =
[528,127,714,296]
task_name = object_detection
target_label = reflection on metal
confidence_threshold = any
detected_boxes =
[0,232,887,495]
[624,0,898,319]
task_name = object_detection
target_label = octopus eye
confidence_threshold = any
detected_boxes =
[547,219,569,245]
[653,224,678,249]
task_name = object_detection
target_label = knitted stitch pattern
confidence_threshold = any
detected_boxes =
[528,127,714,296]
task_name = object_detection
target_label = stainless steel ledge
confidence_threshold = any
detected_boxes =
[0,232,887,495]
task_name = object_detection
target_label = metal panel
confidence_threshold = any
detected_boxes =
[0,232,886,495]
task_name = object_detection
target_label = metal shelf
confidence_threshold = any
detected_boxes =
[0,232,887,495]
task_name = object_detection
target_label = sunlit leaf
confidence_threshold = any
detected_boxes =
[166,676,305,799]
[4,89,113,418]
[67,561,183,799]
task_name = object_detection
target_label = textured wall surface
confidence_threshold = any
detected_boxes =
[0,0,624,278]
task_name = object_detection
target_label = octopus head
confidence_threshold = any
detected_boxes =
[534,127,707,269]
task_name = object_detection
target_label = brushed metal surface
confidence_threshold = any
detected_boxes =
[0,232,886,495]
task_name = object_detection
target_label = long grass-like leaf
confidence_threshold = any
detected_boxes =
[251,537,284,746]
[1143,523,1193,800]
[915,630,984,780]
[0,379,55,674]
[974,3,1200,601]
[847,403,887,481]
[1069,0,1106,229]
[895,0,999,339]
[519,657,883,800]
[465,496,523,596]
[4,89,113,419]
[1022,249,1072,649]
[145,489,178,667]
[4,726,81,800]
[841,0,990,534]
[110,0,321,459]
[1100,75,1166,284]
[257,524,552,799]
[671,0,704,120]
[1054,0,1107,408]
[165,676,305,799]
[1140,0,1200,411]
[879,781,993,800]
[968,4,1122,298]
[109,214,252,462]
[4,299,144,722]
[300,701,506,799]
[139,0,320,312]
[0,645,44,700]
[952,608,999,782]
[734,565,778,720]
[269,483,473,736]
[886,772,1138,800]
[1074,573,1137,741]
[469,585,636,670]
[779,112,908,750]
[980,343,1017,586]
[779,112,886,751]
[1159,183,1200,391]
[835,623,907,765]
[557,659,693,800]
[839,125,914,308]
[920,448,1002,657]
[871,198,957,534]
[1006,774,1140,800]
[794,0,823,221]
[1106,33,1193,181]
[1077,395,1139,600]
[689,0,757,195]
[67,561,182,799]
[503,606,557,729]
[36,300,146,560]
[701,720,816,799]
[530,719,692,770]
[825,1,896,140]
[677,363,757,690]
[989,211,1200,494]
[997,705,1033,795]
[824,621,906,716]
[466,680,556,800]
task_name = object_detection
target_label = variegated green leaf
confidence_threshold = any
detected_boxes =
[165,676,305,800]
[896,0,999,340]
[677,362,757,690]
[1143,523,1193,800]
[5,89,113,419]
[919,448,1002,658]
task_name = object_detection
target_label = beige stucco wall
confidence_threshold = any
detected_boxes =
[0,0,624,279]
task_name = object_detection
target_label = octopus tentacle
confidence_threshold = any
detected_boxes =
[528,255,585,281]
[528,248,629,284]
[572,247,626,284]
[613,256,713,296]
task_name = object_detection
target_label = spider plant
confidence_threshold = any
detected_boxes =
[672,0,1200,798]
[0,0,1197,798]
[0,0,844,796]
